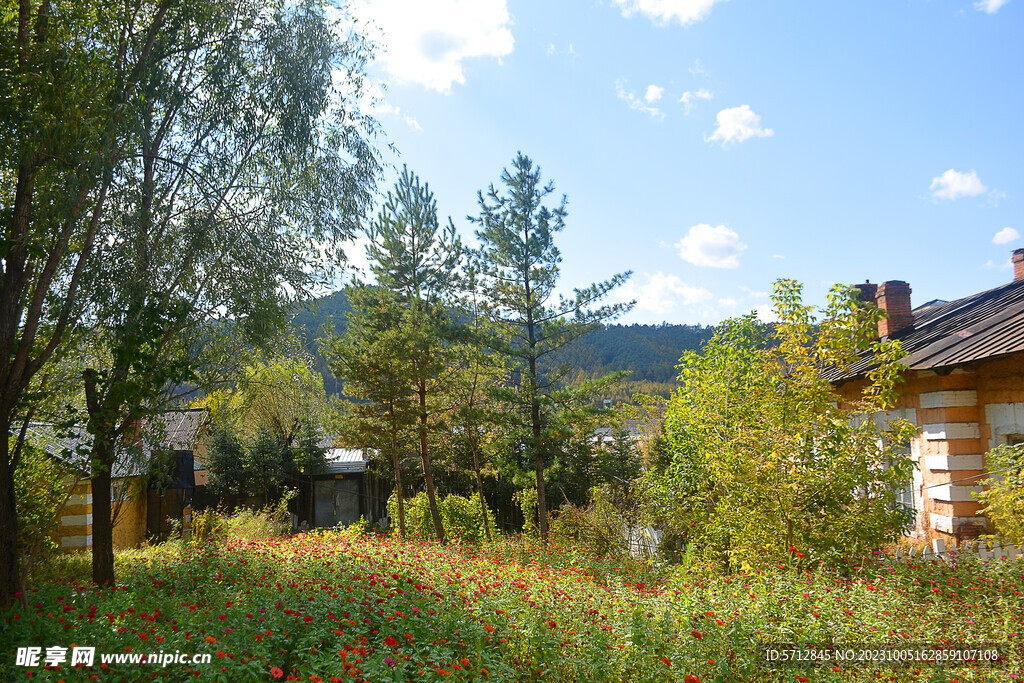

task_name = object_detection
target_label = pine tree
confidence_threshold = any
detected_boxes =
[323,286,418,538]
[333,166,463,541]
[469,153,633,539]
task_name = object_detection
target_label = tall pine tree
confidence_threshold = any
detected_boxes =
[362,166,462,542]
[469,153,633,539]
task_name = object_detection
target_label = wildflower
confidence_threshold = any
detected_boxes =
[271,667,284,679]
[384,658,395,666]
[204,636,217,644]
[384,636,398,647]
[691,630,703,639]
[684,676,701,683]
[660,656,671,667]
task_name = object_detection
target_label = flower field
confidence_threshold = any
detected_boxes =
[2,532,1022,682]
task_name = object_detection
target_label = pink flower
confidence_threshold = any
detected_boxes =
[271,667,284,678]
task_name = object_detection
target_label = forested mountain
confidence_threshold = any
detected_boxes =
[290,290,353,396]
[290,290,713,400]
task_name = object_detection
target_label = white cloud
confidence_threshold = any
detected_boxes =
[675,224,747,268]
[616,80,664,118]
[371,102,423,132]
[706,105,774,146]
[616,272,713,315]
[753,303,778,323]
[354,0,514,93]
[739,284,768,298]
[974,0,1010,13]
[645,84,665,103]
[929,168,987,200]
[689,59,707,77]
[983,257,1013,271]
[679,88,712,114]
[993,227,1020,245]
[342,233,373,279]
[717,296,738,308]
[613,0,729,26]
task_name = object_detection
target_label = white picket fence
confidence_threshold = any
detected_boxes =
[624,526,663,558]
[621,529,1024,564]
[892,537,1023,563]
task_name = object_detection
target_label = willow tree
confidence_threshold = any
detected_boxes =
[1,0,182,608]
[1,0,382,589]
[469,153,633,540]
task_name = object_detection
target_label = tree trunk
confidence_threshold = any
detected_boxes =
[391,443,405,539]
[468,427,491,542]
[389,409,406,539]
[418,379,445,543]
[90,442,115,586]
[0,414,21,610]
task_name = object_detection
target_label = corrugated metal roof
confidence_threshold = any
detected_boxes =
[827,278,1024,381]
[323,448,367,474]
[25,409,210,478]
[25,423,145,478]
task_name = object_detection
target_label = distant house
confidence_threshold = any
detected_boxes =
[303,448,389,529]
[27,408,208,551]
[827,249,1024,543]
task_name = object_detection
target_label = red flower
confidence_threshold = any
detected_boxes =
[660,656,671,667]
[684,676,701,683]
[271,667,284,679]
[691,630,703,639]
[384,636,398,647]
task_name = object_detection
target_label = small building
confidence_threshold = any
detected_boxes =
[828,249,1024,543]
[305,448,389,528]
[27,408,208,551]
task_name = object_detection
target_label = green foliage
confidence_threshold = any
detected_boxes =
[187,491,297,546]
[387,491,497,544]
[200,353,331,447]
[551,486,630,558]
[13,533,1021,681]
[205,423,325,499]
[654,279,916,570]
[975,443,1024,545]
[547,322,714,390]
[470,152,634,537]
[13,441,72,559]
[595,427,642,494]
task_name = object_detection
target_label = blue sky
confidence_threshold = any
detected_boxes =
[348,0,1022,325]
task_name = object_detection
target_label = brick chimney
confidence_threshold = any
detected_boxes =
[853,281,877,304]
[876,280,912,338]
[1013,249,1024,282]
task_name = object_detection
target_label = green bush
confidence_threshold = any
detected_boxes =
[551,486,628,557]
[189,489,296,545]
[387,491,496,543]
[14,440,74,560]
[975,443,1024,545]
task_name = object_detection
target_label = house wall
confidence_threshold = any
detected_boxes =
[112,479,148,549]
[53,476,148,552]
[835,355,1024,546]
[54,476,93,550]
